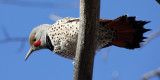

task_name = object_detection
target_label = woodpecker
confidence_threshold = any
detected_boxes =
[25,15,150,60]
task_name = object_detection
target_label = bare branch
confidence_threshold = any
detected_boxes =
[49,14,62,21]
[112,71,119,80]
[141,30,160,47]
[0,37,28,43]
[2,26,11,39]
[0,27,28,51]
[18,39,27,51]
[102,47,110,63]
[142,68,160,80]
[102,30,160,64]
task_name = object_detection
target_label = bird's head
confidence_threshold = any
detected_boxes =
[25,24,51,61]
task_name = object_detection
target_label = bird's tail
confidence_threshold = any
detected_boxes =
[101,15,150,49]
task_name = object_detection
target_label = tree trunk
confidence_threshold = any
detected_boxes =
[73,0,100,80]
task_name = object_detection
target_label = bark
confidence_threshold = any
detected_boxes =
[73,0,100,80]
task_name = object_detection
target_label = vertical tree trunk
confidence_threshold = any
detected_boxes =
[73,0,100,80]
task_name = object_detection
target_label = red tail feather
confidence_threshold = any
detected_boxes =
[100,15,150,49]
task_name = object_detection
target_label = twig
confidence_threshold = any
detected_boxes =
[142,68,160,80]
[141,30,160,47]
[2,26,11,39]
[102,47,110,63]
[0,37,28,43]
[0,26,28,51]
[49,14,62,21]
[112,71,119,80]
[102,31,160,63]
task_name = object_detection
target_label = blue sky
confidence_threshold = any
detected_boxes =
[0,0,160,80]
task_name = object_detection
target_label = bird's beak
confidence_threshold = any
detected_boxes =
[25,48,33,61]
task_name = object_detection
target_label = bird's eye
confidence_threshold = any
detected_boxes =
[33,39,36,42]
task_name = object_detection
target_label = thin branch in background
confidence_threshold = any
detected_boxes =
[102,47,110,63]
[156,0,160,4]
[112,71,119,80]
[17,38,27,51]
[140,30,160,47]
[0,0,79,8]
[2,26,11,39]
[142,68,160,80]
[102,30,160,63]
[49,13,62,21]
[0,26,28,51]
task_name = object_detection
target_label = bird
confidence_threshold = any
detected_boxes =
[25,15,150,61]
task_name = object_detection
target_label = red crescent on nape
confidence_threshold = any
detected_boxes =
[34,40,41,47]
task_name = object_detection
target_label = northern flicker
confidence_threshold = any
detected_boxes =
[25,15,150,60]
